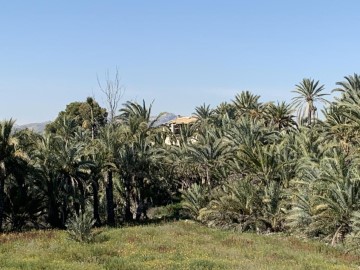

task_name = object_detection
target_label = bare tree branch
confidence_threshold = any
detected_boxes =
[97,68,125,122]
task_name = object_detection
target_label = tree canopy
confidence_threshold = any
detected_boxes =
[46,97,107,137]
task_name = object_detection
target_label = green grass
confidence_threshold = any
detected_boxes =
[0,221,358,269]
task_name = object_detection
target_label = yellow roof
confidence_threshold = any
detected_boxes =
[169,116,198,125]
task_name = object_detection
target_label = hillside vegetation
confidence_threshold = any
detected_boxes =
[0,221,358,270]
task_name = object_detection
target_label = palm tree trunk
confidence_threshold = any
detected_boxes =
[106,170,115,226]
[61,196,68,228]
[61,181,70,228]
[0,173,5,231]
[124,175,132,222]
[48,198,61,228]
[135,177,146,221]
[92,179,101,226]
[47,182,61,228]
[77,181,85,214]
[308,104,312,126]
[91,124,95,140]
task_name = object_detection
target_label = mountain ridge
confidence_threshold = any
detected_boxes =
[14,122,50,134]
[13,112,180,133]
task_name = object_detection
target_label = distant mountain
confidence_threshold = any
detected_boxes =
[14,122,50,134]
[151,112,178,127]
[13,112,179,134]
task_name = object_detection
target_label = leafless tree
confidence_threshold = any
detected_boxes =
[98,68,125,122]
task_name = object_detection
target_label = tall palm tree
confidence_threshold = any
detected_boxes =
[6,129,45,230]
[0,120,18,230]
[33,129,92,228]
[97,124,121,226]
[116,128,166,221]
[86,97,97,140]
[86,146,106,226]
[117,100,165,221]
[50,137,92,227]
[33,134,63,228]
[291,78,328,126]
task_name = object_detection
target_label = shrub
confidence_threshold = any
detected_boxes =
[181,183,209,220]
[66,208,97,243]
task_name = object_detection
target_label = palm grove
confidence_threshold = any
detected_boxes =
[2,74,360,249]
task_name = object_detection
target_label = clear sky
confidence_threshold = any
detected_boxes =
[1,0,360,124]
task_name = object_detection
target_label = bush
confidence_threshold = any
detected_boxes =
[66,208,97,243]
[181,183,209,220]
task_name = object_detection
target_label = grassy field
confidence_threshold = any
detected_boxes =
[0,221,358,270]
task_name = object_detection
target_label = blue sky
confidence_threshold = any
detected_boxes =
[1,0,360,124]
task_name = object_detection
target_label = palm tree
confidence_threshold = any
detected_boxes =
[33,134,63,228]
[166,134,199,189]
[214,102,236,120]
[194,103,214,124]
[187,128,234,187]
[181,183,209,220]
[46,115,79,141]
[117,100,166,221]
[265,102,297,131]
[97,124,121,226]
[313,150,360,244]
[116,129,166,221]
[287,146,360,245]
[232,91,265,121]
[119,100,161,136]
[5,129,44,230]
[86,97,97,140]
[291,78,328,126]
[332,75,360,134]
[33,130,92,228]
[84,141,106,226]
[322,105,356,154]
[286,191,315,236]
[334,73,360,99]
[240,143,282,187]
[261,181,287,232]
[0,120,18,230]
[226,117,274,150]
[199,179,262,231]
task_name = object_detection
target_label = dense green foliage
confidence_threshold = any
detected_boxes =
[3,74,360,255]
[46,97,107,138]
